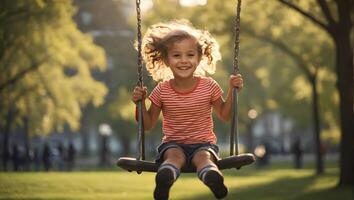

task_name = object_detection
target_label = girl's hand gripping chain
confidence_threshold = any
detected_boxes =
[229,74,243,92]
[132,86,148,104]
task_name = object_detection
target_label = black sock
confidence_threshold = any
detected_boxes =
[197,164,218,182]
[154,163,180,200]
[197,164,228,199]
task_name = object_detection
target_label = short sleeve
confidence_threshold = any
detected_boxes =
[209,78,223,102]
[149,83,162,108]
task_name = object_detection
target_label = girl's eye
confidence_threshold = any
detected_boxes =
[188,54,195,57]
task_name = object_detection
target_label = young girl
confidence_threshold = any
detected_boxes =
[132,20,243,200]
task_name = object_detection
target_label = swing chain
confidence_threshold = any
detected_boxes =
[136,0,145,161]
[231,0,242,156]
[136,0,143,87]
[233,0,242,75]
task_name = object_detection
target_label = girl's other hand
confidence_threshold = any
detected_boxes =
[132,86,147,104]
[229,74,243,91]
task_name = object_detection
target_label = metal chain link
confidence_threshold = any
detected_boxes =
[136,0,143,87]
[135,0,145,162]
[231,0,242,156]
[233,0,242,75]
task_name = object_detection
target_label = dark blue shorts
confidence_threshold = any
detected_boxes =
[155,142,221,167]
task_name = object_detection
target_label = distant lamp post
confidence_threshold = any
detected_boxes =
[99,123,112,166]
[254,145,266,158]
[254,144,269,167]
[248,109,258,119]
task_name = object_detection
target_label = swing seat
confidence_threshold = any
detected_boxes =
[117,153,255,173]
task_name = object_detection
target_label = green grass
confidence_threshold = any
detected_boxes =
[0,165,353,200]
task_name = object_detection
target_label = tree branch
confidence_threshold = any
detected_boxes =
[244,28,314,80]
[317,0,336,26]
[277,0,331,33]
[0,59,45,93]
[0,40,24,74]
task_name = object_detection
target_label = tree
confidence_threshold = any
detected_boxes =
[277,0,354,186]
[239,0,338,174]
[0,0,107,168]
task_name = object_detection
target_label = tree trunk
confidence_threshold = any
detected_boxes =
[1,108,13,171]
[311,76,323,174]
[81,125,90,157]
[335,26,354,186]
[23,116,30,171]
[80,105,93,156]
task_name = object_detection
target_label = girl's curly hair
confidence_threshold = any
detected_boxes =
[140,19,221,81]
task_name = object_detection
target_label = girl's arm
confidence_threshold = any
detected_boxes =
[212,74,243,122]
[132,86,161,131]
[141,101,161,131]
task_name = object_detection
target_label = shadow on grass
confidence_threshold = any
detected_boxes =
[297,186,354,200]
[183,170,352,200]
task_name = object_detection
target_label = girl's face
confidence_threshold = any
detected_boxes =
[165,38,200,80]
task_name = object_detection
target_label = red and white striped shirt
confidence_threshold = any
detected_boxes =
[149,76,223,144]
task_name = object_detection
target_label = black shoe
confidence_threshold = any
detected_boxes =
[204,170,228,199]
[153,168,175,200]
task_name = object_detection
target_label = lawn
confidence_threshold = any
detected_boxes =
[0,163,353,200]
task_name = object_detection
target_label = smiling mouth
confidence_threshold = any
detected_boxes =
[177,66,191,70]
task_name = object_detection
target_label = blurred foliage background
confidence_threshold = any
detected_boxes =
[0,0,353,185]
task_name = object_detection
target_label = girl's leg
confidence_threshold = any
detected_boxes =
[154,147,186,200]
[192,150,228,199]
[163,147,186,169]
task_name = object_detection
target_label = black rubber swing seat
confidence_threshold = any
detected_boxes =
[117,153,255,173]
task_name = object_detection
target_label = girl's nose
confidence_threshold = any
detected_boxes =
[180,56,188,62]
